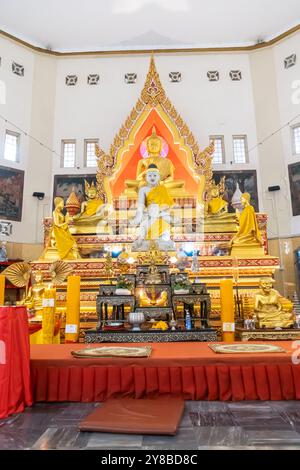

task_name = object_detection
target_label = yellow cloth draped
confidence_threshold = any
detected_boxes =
[145,185,174,208]
[145,185,174,240]
[208,197,227,215]
[53,225,77,259]
[146,217,170,240]
[234,205,262,245]
[80,199,103,218]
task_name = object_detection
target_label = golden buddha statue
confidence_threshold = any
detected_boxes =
[44,197,80,261]
[254,278,295,328]
[230,192,264,256]
[124,126,187,197]
[139,287,168,307]
[70,181,111,235]
[207,178,228,217]
[22,271,45,315]
[202,177,237,233]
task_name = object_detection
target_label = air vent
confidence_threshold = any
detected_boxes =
[230,70,242,81]
[207,71,219,82]
[65,75,78,86]
[284,54,296,69]
[87,74,100,85]
[169,72,181,83]
[125,73,137,84]
[12,62,24,77]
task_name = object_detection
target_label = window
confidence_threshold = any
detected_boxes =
[85,139,98,167]
[210,136,225,164]
[292,125,300,155]
[233,136,248,163]
[4,130,20,162]
[61,140,76,168]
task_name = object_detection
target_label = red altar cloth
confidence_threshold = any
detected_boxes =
[30,342,300,402]
[0,307,33,418]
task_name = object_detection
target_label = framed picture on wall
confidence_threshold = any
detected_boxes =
[288,162,300,216]
[53,174,97,207]
[213,170,259,213]
[0,166,24,221]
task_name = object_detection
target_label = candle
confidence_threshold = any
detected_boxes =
[42,286,56,344]
[0,275,5,305]
[220,279,235,343]
[65,275,81,343]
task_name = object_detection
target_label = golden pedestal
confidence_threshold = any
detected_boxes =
[231,244,265,257]
[235,328,300,342]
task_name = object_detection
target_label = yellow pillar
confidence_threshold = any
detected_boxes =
[0,275,5,305]
[220,279,235,343]
[65,275,81,343]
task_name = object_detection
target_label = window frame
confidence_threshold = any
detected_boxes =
[232,135,249,164]
[84,139,99,168]
[209,135,225,164]
[4,130,20,163]
[61,139,76,168]
[291,124,300,156]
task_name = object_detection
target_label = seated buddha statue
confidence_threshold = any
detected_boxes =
[207,179,228,217]
[254,278,294,329]
[139,287,168,307]
[22,271,45,315]
[71,181,111,234]
[130,164,176,251]
[230,192,264,256]
[124,127,187,198]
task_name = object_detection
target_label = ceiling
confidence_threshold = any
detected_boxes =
[0,0,300,53]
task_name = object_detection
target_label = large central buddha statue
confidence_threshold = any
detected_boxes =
[123,127,187,198]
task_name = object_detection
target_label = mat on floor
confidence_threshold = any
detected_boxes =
[79,398,185,435]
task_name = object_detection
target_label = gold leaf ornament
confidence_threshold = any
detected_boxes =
[2,262,31,287]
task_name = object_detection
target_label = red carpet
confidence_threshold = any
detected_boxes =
[30,342,300,402]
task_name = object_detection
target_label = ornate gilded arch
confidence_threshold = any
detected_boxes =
[96,56,214,203]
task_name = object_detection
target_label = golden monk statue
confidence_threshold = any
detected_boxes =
[230,192,264,256]
[124,126,186,197]
[254,278,295,328]
[130,164,176,251]
[49,197,80,260]
[207,178,228,217]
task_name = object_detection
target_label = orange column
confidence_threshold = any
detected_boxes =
[65,276,81,343]
[220,279,235,343]
[0,275,5,306]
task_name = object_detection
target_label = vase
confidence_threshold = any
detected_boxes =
[115,288,132,296]
[128,311,145,331]
[173,289,189,295]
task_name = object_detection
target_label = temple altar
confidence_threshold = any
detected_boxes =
[28,56,293,341]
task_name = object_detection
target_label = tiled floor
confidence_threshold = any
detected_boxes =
[1,401,300,450]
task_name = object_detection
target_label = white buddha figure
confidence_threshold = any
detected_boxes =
[130,164,176,251]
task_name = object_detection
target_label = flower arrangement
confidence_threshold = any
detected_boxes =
[115,275,133,295]
[173,274,191,293]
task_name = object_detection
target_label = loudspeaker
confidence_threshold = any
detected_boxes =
[268,185,280,192]
[32,192,45,200]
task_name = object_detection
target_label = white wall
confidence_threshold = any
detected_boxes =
[53,53,259,173]
[273,34,300,235]
[1,30,300,245]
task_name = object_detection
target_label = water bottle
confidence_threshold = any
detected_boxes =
[185,309,192,331]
